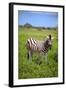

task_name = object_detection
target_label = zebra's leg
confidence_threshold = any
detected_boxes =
[45,53,48,63]
[36,52,43,65]
[31,50,33,58]
[27,50,30,59]
[28,50,33,61]
[27,51,29,59]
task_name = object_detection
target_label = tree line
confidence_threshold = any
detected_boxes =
[19,23,58,30]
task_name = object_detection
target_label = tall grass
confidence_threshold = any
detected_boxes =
[18,27,58,79]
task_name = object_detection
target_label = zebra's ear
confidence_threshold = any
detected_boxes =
[46,36,49,39]
[46,35,51,39]
[51,37,54,40]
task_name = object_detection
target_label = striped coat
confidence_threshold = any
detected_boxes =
[26,35,53,60]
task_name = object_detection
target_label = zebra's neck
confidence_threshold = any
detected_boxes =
[42,41,50,53]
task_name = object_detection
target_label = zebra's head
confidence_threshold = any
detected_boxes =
[45,35,53,50]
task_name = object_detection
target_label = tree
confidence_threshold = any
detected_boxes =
[24,23,32,28]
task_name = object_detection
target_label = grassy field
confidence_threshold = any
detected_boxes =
[18,26,58,79]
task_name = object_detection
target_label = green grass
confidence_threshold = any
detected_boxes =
[18,27,58,79]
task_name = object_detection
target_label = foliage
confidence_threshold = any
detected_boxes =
[18,26,58,79]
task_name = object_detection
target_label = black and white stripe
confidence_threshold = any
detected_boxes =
[27,38,38,51]
[26,35,53,60]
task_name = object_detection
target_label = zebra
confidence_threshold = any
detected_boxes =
[26,35,54,62]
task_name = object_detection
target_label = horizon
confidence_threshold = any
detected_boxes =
[18,10,58,28]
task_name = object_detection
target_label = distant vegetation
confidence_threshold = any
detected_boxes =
[19,23,58,30]
[18,25,58,79]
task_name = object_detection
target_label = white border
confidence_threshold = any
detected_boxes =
[13,5,63,85]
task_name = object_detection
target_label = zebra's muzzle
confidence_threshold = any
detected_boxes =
[49,45,52,50]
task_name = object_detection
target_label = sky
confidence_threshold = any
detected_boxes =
[18,10,58,28]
